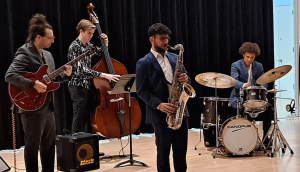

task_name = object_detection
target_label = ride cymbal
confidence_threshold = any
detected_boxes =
[256,65,292,85]
[195,72,237,88]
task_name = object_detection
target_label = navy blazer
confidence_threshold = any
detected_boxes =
[229,59,267,108]
[136,52,191,124]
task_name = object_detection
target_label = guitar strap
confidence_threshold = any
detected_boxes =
[41,52,51,74]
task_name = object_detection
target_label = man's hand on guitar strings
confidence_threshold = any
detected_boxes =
[63,65,72,76]
[34,80,47,93]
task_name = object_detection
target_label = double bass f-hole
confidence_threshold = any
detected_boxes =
[87,3,142,138]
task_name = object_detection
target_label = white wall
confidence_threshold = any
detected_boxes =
[273,1,298,118]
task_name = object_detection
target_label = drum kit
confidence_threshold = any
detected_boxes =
[195,65,294,158]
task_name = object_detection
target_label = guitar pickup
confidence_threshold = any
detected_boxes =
[43,75,51,84]
[110,98,124,102]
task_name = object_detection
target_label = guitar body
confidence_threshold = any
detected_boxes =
[9,65,60,111]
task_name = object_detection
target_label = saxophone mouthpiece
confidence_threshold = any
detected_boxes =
[166,45,171,50]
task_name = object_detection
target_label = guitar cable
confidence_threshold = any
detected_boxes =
[10,100,17,172]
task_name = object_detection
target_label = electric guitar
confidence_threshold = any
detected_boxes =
[9,44,97,111]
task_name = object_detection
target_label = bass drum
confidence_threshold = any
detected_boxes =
[220,118,258,155]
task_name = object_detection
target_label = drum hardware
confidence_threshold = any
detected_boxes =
[262,82,294,157]
[244,107,265,118]
[257,65,294,157]
[195,73,237,158]
[224,89,268,156]
[251,120,268,154]
[267,89,287,93]
[194,113,203,152]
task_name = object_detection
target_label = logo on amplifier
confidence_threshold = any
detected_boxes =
[80,158,94,166]
[77,144,94,165]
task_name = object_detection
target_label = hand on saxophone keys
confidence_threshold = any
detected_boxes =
[178,73,188,83]
[158,103,177,114]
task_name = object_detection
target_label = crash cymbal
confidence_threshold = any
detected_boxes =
[267,89,287,93]
[195,72,237,88]
[256,65,292,85]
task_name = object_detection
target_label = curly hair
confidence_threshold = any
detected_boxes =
[26,14,53,43]
[239,42,261,56]
[148,23,171,38]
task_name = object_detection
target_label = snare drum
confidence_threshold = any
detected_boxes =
[243,86,268,109]
[221,118,258,155]
[202,97,230,125]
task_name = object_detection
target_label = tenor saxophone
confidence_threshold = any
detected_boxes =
[166,44,196,130]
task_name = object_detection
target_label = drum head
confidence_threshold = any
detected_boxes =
[222,118,258,155]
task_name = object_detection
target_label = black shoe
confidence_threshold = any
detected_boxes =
[99,152,105,156]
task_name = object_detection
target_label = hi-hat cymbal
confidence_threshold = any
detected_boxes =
[256,65,292,85]
[195,72,237,88]
[267,89,287,93]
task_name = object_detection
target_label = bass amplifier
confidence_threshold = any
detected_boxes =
[56,132,99,172]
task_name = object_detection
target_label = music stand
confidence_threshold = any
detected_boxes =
[111,74,148,168]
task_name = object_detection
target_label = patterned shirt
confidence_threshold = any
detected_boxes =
[67,38,103,89]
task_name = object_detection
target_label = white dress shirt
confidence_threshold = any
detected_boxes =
[151,49,173,84]
[151,49,174,109]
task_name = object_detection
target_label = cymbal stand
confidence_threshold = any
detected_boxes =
[212,76,223,158]
[236,88,244,118]
[262,82,294,157]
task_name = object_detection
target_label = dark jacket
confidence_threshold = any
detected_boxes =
[5,43,68,114]
[136,52,191,124]
[229,59,267,108]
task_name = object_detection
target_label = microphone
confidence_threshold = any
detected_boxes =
[286,99,295,114]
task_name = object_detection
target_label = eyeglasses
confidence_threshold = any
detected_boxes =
[154,36,171,42]
[45,36,55,40]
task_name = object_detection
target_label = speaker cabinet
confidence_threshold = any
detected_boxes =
[0,156,10,172]
[56,132,99,172]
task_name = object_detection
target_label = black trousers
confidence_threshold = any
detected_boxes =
[68,85,93,133]
[152,118,188,172]
[20,106,55,172]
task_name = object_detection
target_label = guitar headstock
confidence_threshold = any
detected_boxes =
[87,3,99,24]
[86,44,97,56]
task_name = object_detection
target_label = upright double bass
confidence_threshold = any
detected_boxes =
[87,3,142,138]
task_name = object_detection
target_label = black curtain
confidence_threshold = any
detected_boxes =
[0,0,274,150]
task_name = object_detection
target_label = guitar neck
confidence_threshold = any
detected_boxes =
[47,52,89,81]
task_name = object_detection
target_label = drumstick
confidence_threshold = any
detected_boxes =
[248,64,252,85]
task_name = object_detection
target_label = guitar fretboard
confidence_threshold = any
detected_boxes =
[47,50,93,81]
